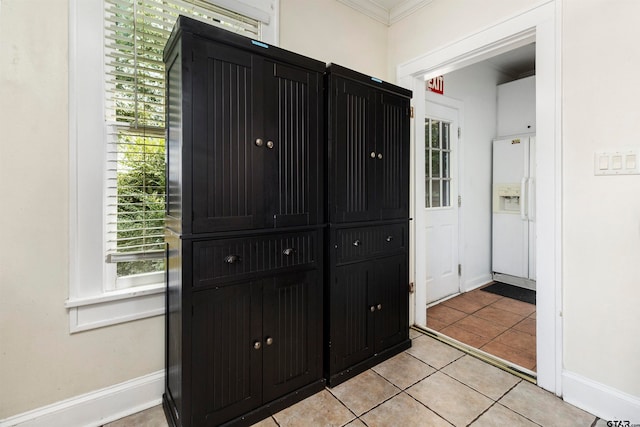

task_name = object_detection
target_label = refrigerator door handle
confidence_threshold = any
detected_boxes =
[528,178,535,221]
[520,177,528,221]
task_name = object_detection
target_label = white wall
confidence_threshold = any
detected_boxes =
[280,0,388,79]
[3,0,640,421]
[0,0,388,420]
[562,0,640,397]
[440,63,513,291]
[0,0,165,418]
[389,0,640,414]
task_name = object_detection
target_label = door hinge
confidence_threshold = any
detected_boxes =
[458,195,462,207]
[410,106,414,118]
[408,282,415,293]
[458,264,462,276]
[458,127,461,138]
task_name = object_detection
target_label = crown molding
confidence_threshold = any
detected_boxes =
[337,0,389,25]
[389,0,432,24]
[337,0,431,25]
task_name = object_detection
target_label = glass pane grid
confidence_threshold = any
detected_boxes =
[425,117,452,209]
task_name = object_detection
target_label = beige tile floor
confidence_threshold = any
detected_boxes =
[105,329,604,427]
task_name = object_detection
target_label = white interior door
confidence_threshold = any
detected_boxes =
[416,101,460,312]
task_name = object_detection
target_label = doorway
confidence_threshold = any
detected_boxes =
[399,1,560,393]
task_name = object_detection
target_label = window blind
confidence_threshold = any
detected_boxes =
[104,0,261,279]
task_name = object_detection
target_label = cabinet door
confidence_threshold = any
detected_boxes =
[262,270,322,402]
[375,92,410,220]
[191,41,264,233]
[330,262,375,372]
[262,61,322,228]
[191,283,263,426]
[330,77,376,223]
[373,254,409,353]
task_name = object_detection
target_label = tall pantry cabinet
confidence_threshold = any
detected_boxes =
[163,17,325,427]
[324,64,412,386]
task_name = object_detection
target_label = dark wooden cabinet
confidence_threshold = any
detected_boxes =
[325,65,412,387]
[191,270,322,426]
[327,67,410,224]
[163,17,325,427]
[168,22,323,236]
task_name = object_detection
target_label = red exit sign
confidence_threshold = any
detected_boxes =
[427,76,444,94]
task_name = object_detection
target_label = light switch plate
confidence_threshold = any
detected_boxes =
[594,149,640,175]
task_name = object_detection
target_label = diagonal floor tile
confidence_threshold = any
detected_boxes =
[452,314,509,340]
[480,340,536,371]
[329,370,400,416]
[103,405,167,427]
[441,355,521,400]
[407,371,493,427]
[500,381,597,427]
[250,416,279,427]
[440,324,492,349]
[442,294,487,314]
[405,335,464,369]
[475,306,524,328]
[272,390,355,427]
[360,392,452,427]
[470,403,539,427]
[490,298,536,317]
[428,304,468,325]
[372,352,436,389]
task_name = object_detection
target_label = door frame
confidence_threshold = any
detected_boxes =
[397,2,562,395]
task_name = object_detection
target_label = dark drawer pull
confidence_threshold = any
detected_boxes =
[282,248,296,256]
[353,239,361,247]
[386,235,393,242]
[224,255,241,264]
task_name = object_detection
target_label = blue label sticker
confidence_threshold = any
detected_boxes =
[371,77,383,83]
[251,40,269,49]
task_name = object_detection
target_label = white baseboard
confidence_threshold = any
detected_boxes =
[461,274,493,293]
[562,370,640,423]
[0,371,165,427]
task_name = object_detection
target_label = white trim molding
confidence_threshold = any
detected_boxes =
[0,371,164,427]
[397,0,562,396]
[67,0,279,333]
[562,371,640,423]
[337,0,432,25]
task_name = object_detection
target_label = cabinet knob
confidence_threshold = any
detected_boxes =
[255,138,264,147]
[266,140,274,149]
[224,254,241,264]
[353,239,361,247]
[370,151,377,159]
[386,235,393,242]
[377,304,383,311]
[370,305,376,312]
[377,153,383,160]
[265,337,274,346]
[253,341,261,350]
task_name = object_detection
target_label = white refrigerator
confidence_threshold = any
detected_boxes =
[492,135,536,290]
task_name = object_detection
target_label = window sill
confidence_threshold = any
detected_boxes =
[66,283,165,333]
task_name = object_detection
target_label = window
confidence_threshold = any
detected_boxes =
[67,0,277,332]
[425,117,451,208]
[104,0,261,289]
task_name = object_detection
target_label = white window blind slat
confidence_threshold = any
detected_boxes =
[104,0,260,281]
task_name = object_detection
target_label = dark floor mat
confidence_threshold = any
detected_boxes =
[481,282,536,305]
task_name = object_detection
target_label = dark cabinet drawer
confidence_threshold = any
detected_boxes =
[193,231,319,287]
[334,223,406,264]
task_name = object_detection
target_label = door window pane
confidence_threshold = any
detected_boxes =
[425,117,452,209]
[431,180,441,207]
